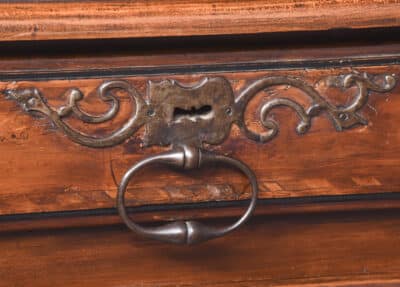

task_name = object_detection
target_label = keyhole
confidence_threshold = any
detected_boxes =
[173,105,212,121]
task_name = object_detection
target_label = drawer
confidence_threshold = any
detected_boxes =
[1,37,400,243]
[1,65,400,212]
[3,210,400,287]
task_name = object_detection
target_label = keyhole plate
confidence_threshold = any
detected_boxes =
[143,77,235,147]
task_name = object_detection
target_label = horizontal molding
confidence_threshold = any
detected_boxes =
[2,192,400,222]
[0,1,399,42]
[0,55,399,82]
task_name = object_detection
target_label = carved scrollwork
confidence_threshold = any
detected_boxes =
[4,80,147,147]
[234,72,396,143]
[4,72,396,149]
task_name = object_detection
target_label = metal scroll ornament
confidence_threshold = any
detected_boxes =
[4,72,396,244]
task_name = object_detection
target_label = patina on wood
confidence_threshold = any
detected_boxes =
[0,65,399,215]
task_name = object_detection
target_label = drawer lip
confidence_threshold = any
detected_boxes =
[1,192,400,233]
[2,192,400,222]
[0,55,399,82]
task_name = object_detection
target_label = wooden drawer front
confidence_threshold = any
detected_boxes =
[0,61,399,216]
[3,210,400,287]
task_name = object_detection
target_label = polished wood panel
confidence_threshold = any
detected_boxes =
[0,0,399,41]
[0,65,399,215]
[2,210,400,286]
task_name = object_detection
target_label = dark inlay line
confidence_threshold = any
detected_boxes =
[1,192,400,222]
[0,56,399,82]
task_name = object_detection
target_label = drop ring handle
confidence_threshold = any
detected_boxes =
[117,146,259,244]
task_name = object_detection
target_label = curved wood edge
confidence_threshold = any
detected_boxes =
[0,0,399,42]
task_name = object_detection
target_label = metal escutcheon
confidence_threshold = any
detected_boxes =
[117,146,258,245]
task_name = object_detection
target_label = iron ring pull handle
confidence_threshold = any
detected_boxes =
[117,146,259,245]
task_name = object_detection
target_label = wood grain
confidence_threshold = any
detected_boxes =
[1,2,399,286]
[0,0,399,42]
[2,210,400,286]
[0,64,399,215]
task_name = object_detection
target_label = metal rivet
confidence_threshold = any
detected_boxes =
[339,113,349,121]
[147,108,155,117]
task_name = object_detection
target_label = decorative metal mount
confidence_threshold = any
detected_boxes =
[4,72,396,244]
[5,72,396,148]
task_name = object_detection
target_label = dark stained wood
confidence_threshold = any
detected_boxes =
[1,64,399,215]
[0,0,399,42]
[2,210,400,286]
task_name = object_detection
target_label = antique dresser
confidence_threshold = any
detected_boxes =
[1,1,400,286]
